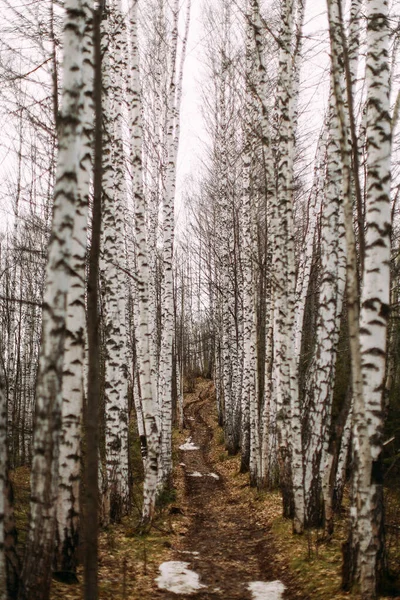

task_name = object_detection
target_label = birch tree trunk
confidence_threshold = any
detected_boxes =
[158,0,178,483]
[326,0,390,595]
[128,0,160,524]
[83,4,103,594]
[100,3,129,522]
[159,0,191,485]
[303,92,346,527]
[240,3,257,472]
[348,0,391,595]
[294,130,326,363]
[248,0,277,489]
[217,41,240,456]
[274,0,304,533]
[54,0,93,576]
[18,2,85,597]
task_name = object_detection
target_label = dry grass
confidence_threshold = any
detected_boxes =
[10,378,400,599]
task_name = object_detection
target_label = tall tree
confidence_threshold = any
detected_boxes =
[127,0,160,524]
[346,0,392,595]
[83,1,103,597]
[100,0,130,523]
[159,0,191,486]
[273,0,304,533]
[18,1,86,597]
[54,0,94,577]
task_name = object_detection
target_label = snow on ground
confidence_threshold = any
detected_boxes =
[248,581,286,600]
[179,437,200,451]
[156,561,206,594]
[185,471,220,479]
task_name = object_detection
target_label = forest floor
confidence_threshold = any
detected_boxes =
[11,378,400,599]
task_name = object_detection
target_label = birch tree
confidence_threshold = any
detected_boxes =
[302,95,346,527]
[246,0,277,489]
[18,1,86,597]
[100,0,130,522]
[159,0,191,486]
[83,3,103,597]
[54,0,93,576]
[273,0,304,533]
[128,0,160,524]
[240,35,255,472]
[344,0,392,595]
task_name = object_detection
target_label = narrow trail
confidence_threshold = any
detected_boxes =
[156,381,304,600]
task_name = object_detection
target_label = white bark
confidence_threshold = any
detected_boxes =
[334,402,352,506]
[159,0,191,484]
[55,0,93,573]
[128,0,160,523]
[274,0,304,532]
[356,0,391,594]
[303,87,346,526]
[100,4,129,522]
[248,0,277,488]
[19,2,85,597]
[241,0,258,474]
[326,0,373,595]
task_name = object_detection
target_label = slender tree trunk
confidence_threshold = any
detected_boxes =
[54,0,94,576]
[83,2,103,597]
[274,0,304,533]
[159,0,191,485]
[349,0,391,595]
[128,0,160,524]
[303,92,346,527]
[100,1,129,521]
[18,3,85,598]
[328,0,391,600]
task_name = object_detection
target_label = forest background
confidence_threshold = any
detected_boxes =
[0,0,400,600]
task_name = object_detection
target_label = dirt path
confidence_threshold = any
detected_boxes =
[156,382,305,600]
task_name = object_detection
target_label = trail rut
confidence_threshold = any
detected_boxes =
[155,382,305,600]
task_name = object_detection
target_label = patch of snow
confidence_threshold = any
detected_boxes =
[207,473,220,480]
[187,417,195,421]
[179,437,200,451]
[179,463,186,467]
[188,471,203,477]
[156,561,206,594]
[178,550,200,556]
[248,581,286,600]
